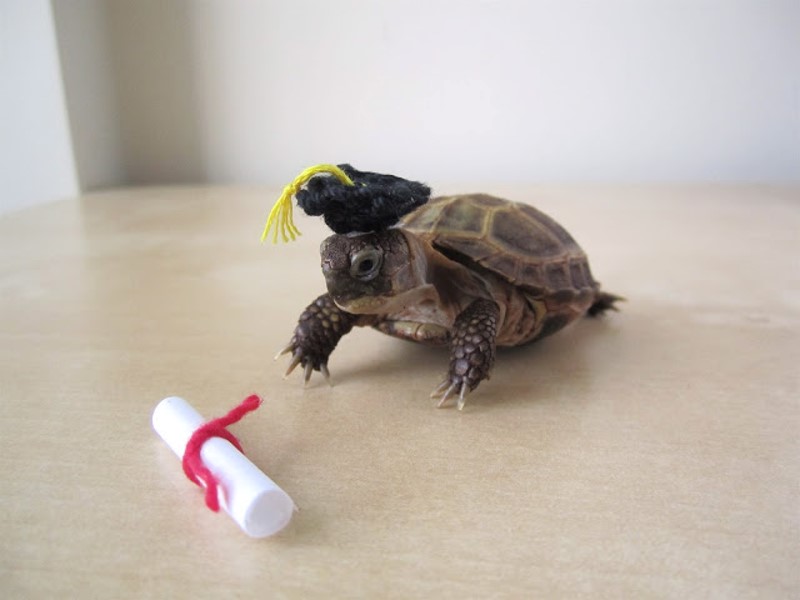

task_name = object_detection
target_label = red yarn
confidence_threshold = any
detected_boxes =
[182,394,262,512]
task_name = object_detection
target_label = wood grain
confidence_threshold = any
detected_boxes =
[1,185,798,598]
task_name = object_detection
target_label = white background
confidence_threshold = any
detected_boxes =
[2,0,799,214]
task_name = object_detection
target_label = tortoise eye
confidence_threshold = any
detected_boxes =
[350,247,383,281]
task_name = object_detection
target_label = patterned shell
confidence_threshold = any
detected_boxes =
[400,194,599,300]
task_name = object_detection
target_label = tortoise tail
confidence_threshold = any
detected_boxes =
[587,291,624,317]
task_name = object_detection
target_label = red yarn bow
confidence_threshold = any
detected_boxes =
[182,394,262,511]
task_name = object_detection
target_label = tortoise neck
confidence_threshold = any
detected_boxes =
[399,229,488,309]
[396,229,433,288]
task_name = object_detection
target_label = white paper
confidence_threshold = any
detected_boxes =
[152,396,295,538]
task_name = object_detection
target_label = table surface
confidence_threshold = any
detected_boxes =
[1,184,798,598]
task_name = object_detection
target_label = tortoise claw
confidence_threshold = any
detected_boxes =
[303,363,314,386]
[283,352,302,378]
[320,363,332,387]
[430,379,450,397]
[430,379,470,409]
[278,340,333,387]
[456,382,469,411]
[279,293,358,388]
[275,343,293,360]
[430,379,452,406]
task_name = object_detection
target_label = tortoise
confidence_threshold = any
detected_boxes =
[279,191,620,409]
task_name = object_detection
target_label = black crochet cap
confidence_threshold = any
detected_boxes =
[295,164,431,234]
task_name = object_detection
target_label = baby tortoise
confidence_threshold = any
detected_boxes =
[277,186,620,409]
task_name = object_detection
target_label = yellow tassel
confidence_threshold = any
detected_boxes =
[260,164,355,244]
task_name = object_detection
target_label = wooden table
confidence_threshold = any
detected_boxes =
[1,185,798,598]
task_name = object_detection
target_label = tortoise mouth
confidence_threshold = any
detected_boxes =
[333,285,435,316]
[333,294,390,314]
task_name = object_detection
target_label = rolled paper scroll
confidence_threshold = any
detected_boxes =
[152,396,295,538]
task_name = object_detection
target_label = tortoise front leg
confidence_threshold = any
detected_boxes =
[431,298,499,410]
[279,293,365,384]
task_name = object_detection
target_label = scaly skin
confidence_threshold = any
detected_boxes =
[279,293,362,383]
[281,295,501,409]
[278,207,619,408]
[431,299,499,410]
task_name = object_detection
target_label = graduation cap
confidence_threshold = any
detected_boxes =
[261,164,431,243]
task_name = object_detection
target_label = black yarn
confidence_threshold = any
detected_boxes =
[296,164,430,234]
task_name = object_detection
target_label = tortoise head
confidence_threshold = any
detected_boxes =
[320,229,427,314]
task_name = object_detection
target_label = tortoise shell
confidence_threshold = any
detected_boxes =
[400,194,599,306]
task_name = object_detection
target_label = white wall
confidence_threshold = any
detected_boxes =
[113,0,800,184]
[0,0,78,214]
[27,0,800,207]
[105,0,800,185]
[51,0,124,190]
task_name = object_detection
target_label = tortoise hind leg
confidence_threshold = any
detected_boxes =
[587,291,624,316]
[431,299,499,410]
